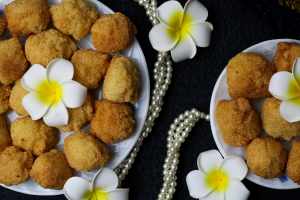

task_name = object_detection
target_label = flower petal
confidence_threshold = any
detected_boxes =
[189,22,213,47]
[157,0,184,25]
[225,180,250,200]
[107,189,129,200]
[94,168,119,192]
[221,156,248,180]
[202,192,224,200]
[62,81,87,108]
[149,23,178,52]
[280,98,300,122]
[293,58,300,84]
[64,177,91,200]
[269,71,300,100]
[170,36,196,62]
[47,58,74,83]
[186,170,212,199]
[184,0,208,23]
[197,150,223,173]
[43,102,68,126]
[22,92,49,120]
[22,64,47,91]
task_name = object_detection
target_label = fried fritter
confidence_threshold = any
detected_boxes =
[4,0,50,36]
[11,117,58,156]
[0,16,6,36]
[9,80,28,116]
[0,115,10,152]
[30,149,73,189]
[274,42,300,72]
[215,98,261,146]
[227,52,274,99]
[0,85,10,114]
[91,100,135,144]
[287,140,300,184]
[50,0,99,40]
[25,29,77,66]
[246,137,287,178]
[103,56,140,103]
[91,12,136,53]
[0,146,33,185]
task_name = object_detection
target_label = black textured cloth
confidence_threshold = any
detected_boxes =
[1,0,300,199]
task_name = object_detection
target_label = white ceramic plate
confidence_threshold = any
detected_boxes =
[210,39,300,190]
[0,0,150,196]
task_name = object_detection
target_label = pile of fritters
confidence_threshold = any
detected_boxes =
[0,0,141,189]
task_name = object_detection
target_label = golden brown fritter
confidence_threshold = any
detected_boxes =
[0,38,28,85]
[11,117,58,156]
[9,80,28,116]
[0,16,6,36]
[91,100,135,144]
[246,137,287,178]
[0,115,10,152]
[215,98,261,146]
[71,50,111,89]
[0,146,33,185]
[64,132,110,171]
[25,29,77,66]
[91,12,136,53]
[50,0,99,40]
[261,98,300,140]
[4,0,50,36]
[287,140,300,184]
[0,85,10,114]
[103,56,140,104]
[59,94,93,132]
[30,149,73,189]
[274,42,300,72]
[227,52,274,99]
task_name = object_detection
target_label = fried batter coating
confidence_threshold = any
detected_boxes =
[0,38,28,85]
[287,140,300,184]
[274,42,300,72]
[215,98,261,146]
[91,100,135,144]
[0,16,6,36]
[30,149,73,189]
[246,137,287,178]
[4,0,50,36]
[25,29,77,66]
[0,146,33,185]
[103,56,140,103]
[0,85,10,114]
[71,50,111,89]
[64,132,110,171]
[9,80,28,116]
[11,117,58,156]
[50,0,99,40]
[227,52,274,99]
[0,115,10,152]
[91,13,136,53]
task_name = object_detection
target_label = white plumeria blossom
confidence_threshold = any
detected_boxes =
[269,58,300,122]
[186,150,250,200]
[21,58,87,127]
[64,168,129,200]
[149,0,213,62]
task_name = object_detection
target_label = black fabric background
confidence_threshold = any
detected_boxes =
[1,0,300,199]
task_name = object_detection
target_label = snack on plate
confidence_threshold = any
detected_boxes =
[274,42,300,72]
[215,98,261,146]
[64,132,110,171]
[72,49,111,89]
[50,0,99,40]
[0,146,33,185]
[0,115,10,152]
[246,137,287,178]
[4,0,50,36]
[11,117,58,156]
[30,149,73,189]
[227,52,274,99]
[0,16,6,36]
[91,12,136,53]
[25,29,77,66]
[0,38,28,85]
[91,99,135,144]
[103,56,140,103]
[0,85,10,114]
[9,80,28,116]
[287,140,300,184]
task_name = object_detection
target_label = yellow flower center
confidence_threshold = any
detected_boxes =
[166,11,193,41]
[35,80,63,106]
[205,168,229,192]
[83,188,108,200]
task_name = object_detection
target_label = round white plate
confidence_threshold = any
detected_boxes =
[210,39,300,190]
[0,0,150,196]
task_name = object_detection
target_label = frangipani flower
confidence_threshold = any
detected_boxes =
[64,168,129,200]
[186,150,249,200]
[21,58,87,127]
[269,58,300,122]
[149,0,213,62]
